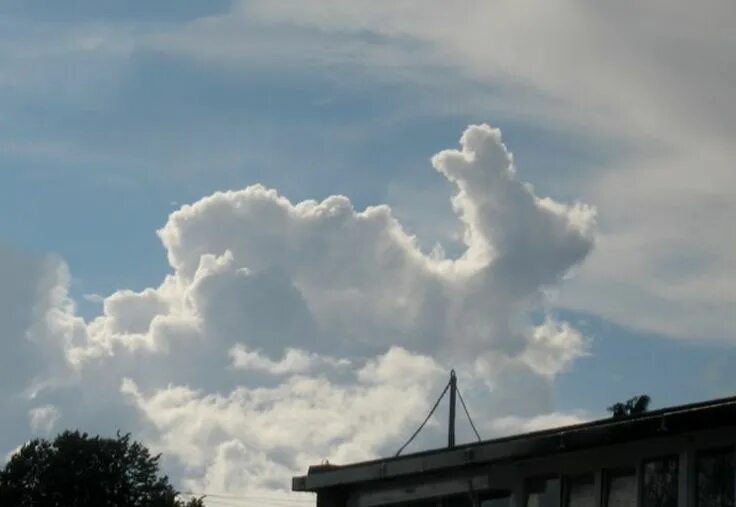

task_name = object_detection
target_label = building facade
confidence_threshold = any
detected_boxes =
[292,396,736,507]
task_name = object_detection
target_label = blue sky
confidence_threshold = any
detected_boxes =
[2,0,735,502]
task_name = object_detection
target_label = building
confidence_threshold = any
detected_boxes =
[292,395,736,506]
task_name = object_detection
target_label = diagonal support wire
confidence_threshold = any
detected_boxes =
[457,387,482,442]
[395,380,451,456]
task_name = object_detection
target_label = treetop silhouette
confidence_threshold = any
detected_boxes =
[0,430,204,507]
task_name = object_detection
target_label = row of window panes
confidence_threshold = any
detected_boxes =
[523,448,734,507]
[395,448,733,507]
[400,493,511,506]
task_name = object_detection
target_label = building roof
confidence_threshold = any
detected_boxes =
[292,394,736,492]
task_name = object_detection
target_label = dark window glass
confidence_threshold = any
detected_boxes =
[402,496,471,507]
[696,448,734,507]
[565,474,595,507]
[605,469,636,507]
[440,495,473,506]
[526,477,561,507]
[642,457,678,507]
[401,500,442,506]
[481,491,512,507]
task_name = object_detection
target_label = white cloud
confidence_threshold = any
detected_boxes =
[2,2,734,500]
[122,346,447,472]
[4,444,25,465]
[520,319,589,378]
[182,439,296,501]
[229,344,350,375]
[490,412,589,436]
[0,247,75,456]
[18,124,594,498]
[4,0,734,342]
[82,293,104,304]
[151,0,736,341]
[148,124,593,365]
[28,405,60,435]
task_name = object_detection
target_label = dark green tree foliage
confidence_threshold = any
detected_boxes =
[608,394,651,418]
[0,431,204,507]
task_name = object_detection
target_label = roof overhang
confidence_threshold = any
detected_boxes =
[293,395,736,492]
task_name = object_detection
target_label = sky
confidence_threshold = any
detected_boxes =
[1,1,735,505]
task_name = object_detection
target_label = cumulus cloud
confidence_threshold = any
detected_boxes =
[122,346,446,469]
[0,247,74,456]
[489,412,588,435]
[13,124,594,497]
[520,318,588,378]
[159,0,736,340]
[229,344,350,375]
[28,405,60,435]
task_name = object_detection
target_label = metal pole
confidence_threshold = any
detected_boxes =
[448,370,457,448]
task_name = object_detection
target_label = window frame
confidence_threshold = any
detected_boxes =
[524,474,562,507]
[639,454,680,507]
[602,466,638,507]
[563,473,597,507]
[477,489,513,507]
[693,446,735,507]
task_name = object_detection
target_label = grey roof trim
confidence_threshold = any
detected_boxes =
[292,394,736,492]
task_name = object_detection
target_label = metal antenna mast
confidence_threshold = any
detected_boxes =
[448,370,457,448]
[395,369,480,456]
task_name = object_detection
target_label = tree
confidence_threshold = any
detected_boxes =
[607,394,651,418]
[0,430,205,507]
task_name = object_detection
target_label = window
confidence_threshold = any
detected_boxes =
[696,448,734,507]
[604,468,636,507]
[642,456,678,507]
[401,495,471,506]
[439,497,472,507]
[481,491,512,507]
[565,474,596,507]
[526,477,561,507]
[396,491,511,507]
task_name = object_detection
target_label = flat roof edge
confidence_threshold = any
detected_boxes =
[292,394,736,492]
